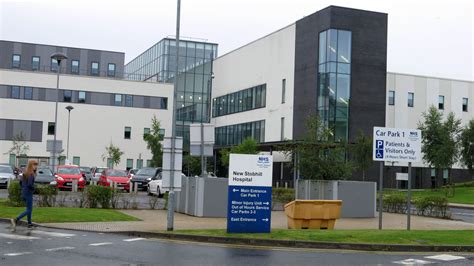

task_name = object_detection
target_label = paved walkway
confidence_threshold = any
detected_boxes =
[42,210,474,232]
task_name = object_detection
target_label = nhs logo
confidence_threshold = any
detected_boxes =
[258,157,269,163]
[375,140,384,159]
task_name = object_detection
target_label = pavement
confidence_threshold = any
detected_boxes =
[1,223,473,265]
[42,210,474,233]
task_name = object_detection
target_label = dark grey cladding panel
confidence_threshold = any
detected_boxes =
[0,41,14,68]
[293,6,387,140]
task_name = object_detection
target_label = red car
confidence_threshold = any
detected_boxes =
[55,165,86,190]
[98,169,130,192]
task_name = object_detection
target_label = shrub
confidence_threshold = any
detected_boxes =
[35,185,58,207]
[383,193,407,213]
[7,180,24,207]
[85,185,113,209]
[272,188,294,209]
[412,196,449,218]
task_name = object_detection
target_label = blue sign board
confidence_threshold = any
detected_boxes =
[227,154,273,233]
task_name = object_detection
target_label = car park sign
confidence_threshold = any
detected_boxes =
[373,127,422,163]
[227,154,273,233]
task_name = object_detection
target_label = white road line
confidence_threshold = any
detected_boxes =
[123,238,145,242]
[89,242,113,246]
[392,258,433,265]
[45,247,75,252]
[3,252,33,256]
[31,230,76,237]
[425,254,466,261]
[0,233,40,240]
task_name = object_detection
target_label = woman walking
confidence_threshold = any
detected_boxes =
[11,160,38,231]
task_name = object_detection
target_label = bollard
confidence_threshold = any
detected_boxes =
[109,181,114,188]
[113,182,117,190]
[129,182,133,193]
[93,181,97,186]
[7,179,11,189]
[72,180,78,192]
[285,182,288,189]
[134,182,138,194]
[276,182,279,188]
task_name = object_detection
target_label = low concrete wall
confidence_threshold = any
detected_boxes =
[295,180,376,218]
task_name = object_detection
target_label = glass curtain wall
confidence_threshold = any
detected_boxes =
[215,120,265,146]
[318,29,352,141]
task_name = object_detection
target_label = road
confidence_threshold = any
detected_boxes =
[0,223,472,265]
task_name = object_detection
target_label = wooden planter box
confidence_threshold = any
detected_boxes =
[284,200,342,230]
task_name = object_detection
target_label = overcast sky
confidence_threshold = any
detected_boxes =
[1,0,472,80]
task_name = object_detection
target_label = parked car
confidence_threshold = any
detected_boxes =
[147,172,185,197]
[128,168,139,179]
[55,165,86,190]
[79,166,93,184]
[91,166,108,182]
[98,169,130,192]
[0,164,15,188]
[35,167,57,188]
[130,167,161,191]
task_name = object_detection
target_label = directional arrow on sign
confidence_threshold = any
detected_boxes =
[263,202,269,206]
[233,188,239,192]
[262,218,269,222]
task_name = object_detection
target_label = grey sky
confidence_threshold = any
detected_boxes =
[1,0,472,80]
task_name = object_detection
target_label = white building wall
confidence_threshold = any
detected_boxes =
[211,24,296,142]
[386,72,474,169]
[0,69,173,169]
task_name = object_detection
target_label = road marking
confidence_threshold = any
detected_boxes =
[89,242,113,246]
[7,242,13,244]
[392,258,433,265]
[3,252,33,256]
[45,247,75,252]
[425,254,466,261]
[123,238,145,242]
[0,233,40,240]
[31,230,76,237]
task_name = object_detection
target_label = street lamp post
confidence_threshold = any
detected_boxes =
[65,105,74,163]
[50,52,68,172]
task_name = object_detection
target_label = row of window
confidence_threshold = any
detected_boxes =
[2,85,168,110]
[124,127,165,140]
[215,120,265,146]
[125,158,153,170]
[212,84,267,117]
[11,54,116,77]
[388,91,469,112]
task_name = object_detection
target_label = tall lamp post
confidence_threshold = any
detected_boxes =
[65,105,74,163]
[50,52,68,172]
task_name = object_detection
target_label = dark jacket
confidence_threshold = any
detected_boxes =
[20,174,35,195]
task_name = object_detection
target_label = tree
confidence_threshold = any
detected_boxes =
[220,137,258,167]
[102,142,124,168]
[4,132,30,157]
[183,154,202,176]
[143,115,164,167]
[418,106,462,188]
[351,130,373,181]
[281,115,352,180]
[459,119,474,177]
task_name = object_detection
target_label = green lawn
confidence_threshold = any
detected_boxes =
[384,186,474,205]
[173,229,474,246]
[0,200,140,223]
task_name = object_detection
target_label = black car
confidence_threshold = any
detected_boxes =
[130,167,161,191]
[35,167,57,187]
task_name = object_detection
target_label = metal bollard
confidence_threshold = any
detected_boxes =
[276,182,279,188]
[134,182,138,194]
[129,182,133,193]
[72,180,78,192]
[93,181,97,186]
[285,182,288,189]
[7,179,11,189]
[109,181,114,188]
[113,182,117,190]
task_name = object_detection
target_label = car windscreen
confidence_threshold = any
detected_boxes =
[80,167,91,174]
[136,168,155,176]
[107,170,128,177]
[38,168,53,176]
[57,168,81,175]
[0,165,12,173]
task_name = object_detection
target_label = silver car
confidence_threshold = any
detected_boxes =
[0,164,16,188]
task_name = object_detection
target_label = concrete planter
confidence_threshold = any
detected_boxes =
[284,200,342,229]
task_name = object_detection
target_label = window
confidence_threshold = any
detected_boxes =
[388,90,395,105]
[48,122,55,135]
[51,58,59,72]
[144,128,150,136]
[73,157,80,166]
[91,62,99,75]
[126,159,133,171]
[463,98,468,112]
[282,79,286,103]
[124,127,131,139]
[107,158,113,168]
[280,117,285,141]
[146,160,152,167]
[125,95,133,107]
[71,60,80,74]
[408,92,414,107]
[78,91,86,103]
[136,159,143,169]
[12,54,21,68]
[215,120,265,146]
[11,86,20,99]
[159,129,165,140]
[108,63,116,77]
[32,56,40,70]
[63,90,72,102]
[114,94,122,106]
[24,87,33,100]
[438,95,445,110]
[212,84,266,117]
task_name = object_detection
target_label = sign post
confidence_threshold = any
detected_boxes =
[227,154,273,233]
[373,127,422,231]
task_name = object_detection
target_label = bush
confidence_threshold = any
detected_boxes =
[383,193,407,213]
[7,180,24,207]
[272,188,294,206]
[85,185,113,209]
[35,185,57,207]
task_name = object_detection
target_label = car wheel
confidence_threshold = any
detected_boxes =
[147,185,153,196]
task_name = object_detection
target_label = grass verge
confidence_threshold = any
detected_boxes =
[172,229,474,246]
[0,200,140,223]
[384,187,474,205]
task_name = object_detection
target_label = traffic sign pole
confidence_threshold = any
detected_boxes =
[407,162,412,231]
[378,162,383,230]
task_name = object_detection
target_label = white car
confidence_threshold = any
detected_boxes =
[0,164,16,188]
[147,172,185,198]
